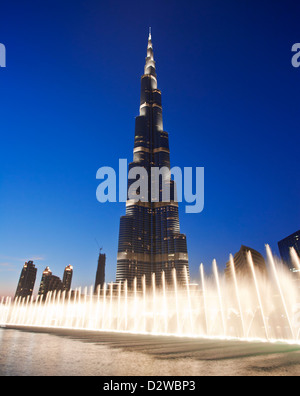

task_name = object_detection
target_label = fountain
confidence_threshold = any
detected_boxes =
[200,263,208,335]
[247,251,269,340]
[229,254,246,338]
[291,247,300,271]
[1,246,300,345]
[213,259,226,336]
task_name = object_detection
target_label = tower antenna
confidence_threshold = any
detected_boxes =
[94,238,103,253]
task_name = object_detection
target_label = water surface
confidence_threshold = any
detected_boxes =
[1,327,300,376]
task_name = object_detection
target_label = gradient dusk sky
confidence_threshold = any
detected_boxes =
[0,0,299,296]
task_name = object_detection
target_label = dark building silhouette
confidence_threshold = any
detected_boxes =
[278,231,300,271]
[116,32,189,289]
[225,245,267,280]
[62,265,73,292]
[38,266,63,298]
[94,252,106,293]
[38,266,52,296]
[15,261,37,300]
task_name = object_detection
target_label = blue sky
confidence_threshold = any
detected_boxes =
[0,0,299,296]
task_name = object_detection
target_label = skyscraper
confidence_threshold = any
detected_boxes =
[116,31,189,289]
[278,230,300,271]
[38,266,63,297]
[62,265,73,292]
[15,261,37,300]
[38,266,52,296]
[225,245,267,280]
[94,251,106,293]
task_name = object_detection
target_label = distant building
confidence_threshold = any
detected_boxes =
[38,267,63,298]
[94,252,106,293]
[278,230,300,271]
[15,261,37,300]
[225,245,267,280]
[62,265,73,292]
[38,266,52,296]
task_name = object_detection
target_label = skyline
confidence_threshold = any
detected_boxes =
[0,0,299,296]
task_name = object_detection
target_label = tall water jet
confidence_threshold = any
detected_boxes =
[266,244,295,340]
[87,286,93,329]
[109,282,114,329]
[56,290,62,327]
[95,285,101,329]
[60,291,66,328]
[117,282,121,330]
[290,247,300,271]
[247,251,269,340]
[0,297,9,325]
[160,271,168,333]
[23,295,30,325]
[81,287,88,328]
[38,294,44,327]
[229,254,246,338]
[124,280,128,330]
[42,291,52,327]
[200,264,208,335]
[75,287,81,329]
[213,259,226,336]
[0,297,4,325]
[5,297,11,325]
[152,273,157,332]
[172,268,180,334]
[142,275,146,332]
[8,296,17,325]
[184,265,193,334]
[66,290,72,328]
[102,283,107,330]
[133,277,138,330]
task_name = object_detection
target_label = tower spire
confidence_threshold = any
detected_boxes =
[144,28,156,77]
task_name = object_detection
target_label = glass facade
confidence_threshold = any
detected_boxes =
[38,267,63,297]
[116,33,189,289]
[62,265,73,292]
[278,230,300,270]
[15,261,37,300]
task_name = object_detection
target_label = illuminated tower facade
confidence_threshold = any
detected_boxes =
[278,230,300,271]
[15,261,37,300]
[38,267,63,297]
[62,265,73,292]
[116,32,189,288]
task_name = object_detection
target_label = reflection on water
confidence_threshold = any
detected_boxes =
[1,328,300,376]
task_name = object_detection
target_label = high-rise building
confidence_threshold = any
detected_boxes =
[225,245,267,280]
[278,230,300,271]
[38,266,63,297]
[116,32,189,289]
[38,266,52,296]
[94,251,106,293]
[62,265,73,292]
[15,261,37,300]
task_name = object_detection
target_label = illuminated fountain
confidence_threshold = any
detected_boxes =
[1,246,300,344]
